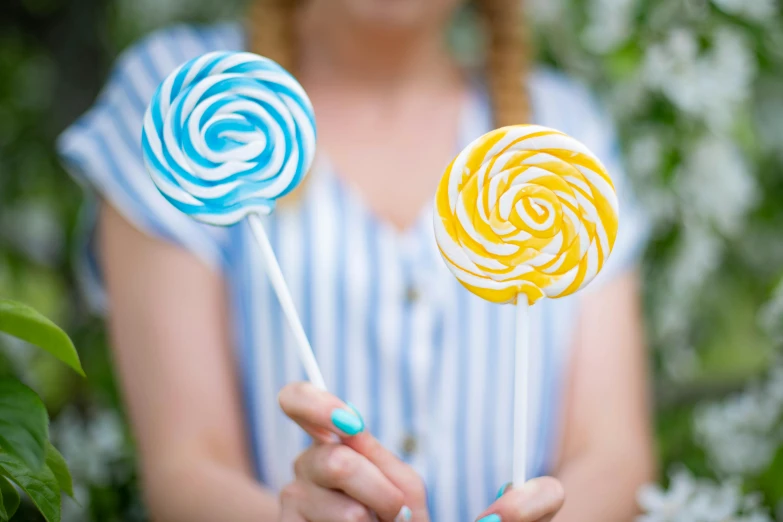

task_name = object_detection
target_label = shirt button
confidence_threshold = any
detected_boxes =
[405,285,420,304]
[401,433,418,458]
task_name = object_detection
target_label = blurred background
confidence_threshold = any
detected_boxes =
[1,0,783,520]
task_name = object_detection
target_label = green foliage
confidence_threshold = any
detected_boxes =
[0,300,84,377]
[528,0,783,514]
[0,477,21,521]
[0,451,60,522]
[0,379,48,472]
[45,443,73,499]
[0,298,82,521]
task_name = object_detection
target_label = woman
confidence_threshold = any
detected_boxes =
[58,0,655,520]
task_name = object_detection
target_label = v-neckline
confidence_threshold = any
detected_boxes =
[314,81,490,245]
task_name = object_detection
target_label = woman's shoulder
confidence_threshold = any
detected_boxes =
[124,21,244,57]
[56,22,244,275]
[110,22,244,93]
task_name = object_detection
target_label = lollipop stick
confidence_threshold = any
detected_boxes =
[512,294,530,486]
[247,213,327,390]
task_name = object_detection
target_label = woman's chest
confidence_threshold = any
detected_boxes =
[222,178,581,507]
[222,173,580,407]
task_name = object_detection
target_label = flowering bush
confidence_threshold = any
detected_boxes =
[637,469,773,522]
[528,0,783,516]
[694,362,783,477]
[531,0,783,376]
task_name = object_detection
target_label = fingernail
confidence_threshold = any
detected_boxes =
[519,479,540,495]
[477,515,501,522]
[394,506,412,521]
[331,407,364,436]
[495,482,511,500]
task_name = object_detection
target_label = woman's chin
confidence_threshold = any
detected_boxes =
[334,0,460,31]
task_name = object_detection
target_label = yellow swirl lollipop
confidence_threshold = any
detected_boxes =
[434,124,619,305]
[433,124,620,487]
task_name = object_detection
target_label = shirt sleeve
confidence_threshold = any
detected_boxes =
[57,26,231,311]
[530,70,652,288]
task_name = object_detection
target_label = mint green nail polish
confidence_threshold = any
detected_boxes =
[477,515,501,522]
[331,408,364,435]
[496,482,511,500]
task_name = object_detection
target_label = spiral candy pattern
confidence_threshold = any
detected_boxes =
[434,125,619,305]
[142,51,316,226]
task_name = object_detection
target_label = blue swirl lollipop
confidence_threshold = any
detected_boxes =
[141,51,326,390]
[142,51,316,226]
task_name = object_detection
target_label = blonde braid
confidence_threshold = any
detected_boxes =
[248,0,299,73]
[247,0,306,201]
[476,0,532,127]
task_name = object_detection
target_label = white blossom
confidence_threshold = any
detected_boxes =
[711,0,779,21]
[627,132,679,228]
[685,479,743,520]
[675,135,758,237]
[661,342,700,381]
[0,200,64,266]
[637,469,698,521]
[637,469,772,521]
[759,280,783,343]
[705,28,759,127]
[582,0,638,53]
[628,132,663,179]
[643,28,701,109]
[767,366,783,403]
[694,362,783,476]
[669,222,723,293]
[52,407,130,486]
[526,0,566,25]
[61,484,90,522]
[643,27,756,130]
[652,222,722,381]
[754,80,783,160]
[609,73,650,118]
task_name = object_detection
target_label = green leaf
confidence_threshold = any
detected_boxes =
[0,451,60,522]
[0,480,6,521]
[0,299,84,377]
[0,379,48,471]
[0,476,19,520]
[45,443,73,497]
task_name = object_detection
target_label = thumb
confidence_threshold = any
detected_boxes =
[343,433,429,521]
[476,477,565,522]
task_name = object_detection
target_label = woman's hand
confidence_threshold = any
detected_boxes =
[476,478,565,522]
[278,382,429,521]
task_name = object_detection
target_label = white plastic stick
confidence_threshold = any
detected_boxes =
[513,294,530,486]
[248,213,327,390]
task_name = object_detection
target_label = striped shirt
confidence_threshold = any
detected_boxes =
[58,22,649,521]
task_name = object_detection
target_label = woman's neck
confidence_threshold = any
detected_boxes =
[296,3,459,92]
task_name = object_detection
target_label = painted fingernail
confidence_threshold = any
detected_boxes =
[331,407,364,436]
[394,506,412,522]
[477,515,501,522]
[495,482,511,500]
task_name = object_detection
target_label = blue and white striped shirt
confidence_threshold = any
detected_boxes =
[58,22,649,521]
